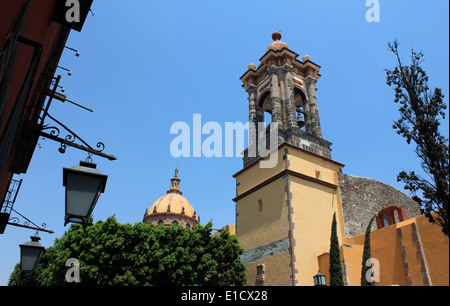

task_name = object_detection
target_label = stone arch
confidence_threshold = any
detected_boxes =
[257,90,272,126]
[375,206,407,229]
[293,85,308,105]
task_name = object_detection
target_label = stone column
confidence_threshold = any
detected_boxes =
[246,85,258,157]
[283,67,298,130]
[268,67,284,147]
[268,68,283,129]
[247,85,257,123]
[305,76,322,138]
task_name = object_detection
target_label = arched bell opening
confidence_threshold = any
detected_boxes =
[258,90,272,128]
[294,87,308,130]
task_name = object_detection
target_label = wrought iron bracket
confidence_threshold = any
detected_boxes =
[7,208,54,234]
[1,178,54,234]
[39,125,117,161]
[31,74,117,161]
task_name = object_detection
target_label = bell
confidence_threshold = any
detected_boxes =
[297,115,305,129]
[296,108,307,129]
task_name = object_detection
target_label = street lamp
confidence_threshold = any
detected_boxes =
[313,270,327,286]
[19,235,45,273]
[63,161,108,226]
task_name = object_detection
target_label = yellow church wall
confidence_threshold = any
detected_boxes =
[245,252,292,286]
[234,148,285,196]
[289,175,343,285]
[360,224,408,286]
[235,177,289,252]
[365,216,448,286]
[287,147,342,187]
[416,216,449,286]
[339,215,448,286]
[317,252,330,284]
[340,244,365,286]
[317,245,366,286]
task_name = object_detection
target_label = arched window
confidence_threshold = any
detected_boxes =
[185,223,191,229]
[376,206,407,229]
[157,220,164,226]
[172,220,179,227]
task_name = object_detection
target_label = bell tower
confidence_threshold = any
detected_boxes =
[234,32,345,286]
[240,31,332,167]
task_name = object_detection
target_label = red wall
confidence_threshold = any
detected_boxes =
[0,0,63,202]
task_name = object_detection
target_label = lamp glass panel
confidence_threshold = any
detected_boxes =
[314,273,326,286]
[20,246,43,272]
[65,172,102,217]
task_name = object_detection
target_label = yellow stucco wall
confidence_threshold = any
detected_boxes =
[236,177,289,251]
[234,149,285,196]
[287,147,341,186]
[416,216,449,285]
[289,176,342,285]
[245,253,292,286]
[332,215,448,286]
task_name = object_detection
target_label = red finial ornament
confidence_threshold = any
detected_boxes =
[272,31,282,41]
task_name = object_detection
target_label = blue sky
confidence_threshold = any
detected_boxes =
[1,0,448,285]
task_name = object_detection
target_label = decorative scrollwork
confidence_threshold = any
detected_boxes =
[96,142,105,152]
[42,125,61,137]
[65,133,76,143]
[7,210,53,233]
[36,112,117,161]
[7,216,35,228]
[8,217,19,224]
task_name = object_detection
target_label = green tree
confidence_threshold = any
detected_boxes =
[329,213,344,286]
[8,264,43,286]
[360,215,376,286]
[386,40,449,237]
[9,216,246,286]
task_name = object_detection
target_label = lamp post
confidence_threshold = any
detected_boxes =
[19,235,45,273]
[63,161,108,226]
[313,270,327,286]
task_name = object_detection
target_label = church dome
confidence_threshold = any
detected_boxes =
[143,169,199,228]
[267,31,290,51]
[148,190,196,218]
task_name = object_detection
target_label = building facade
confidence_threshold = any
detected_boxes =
[0,0,94,234]
[233,32,448,286]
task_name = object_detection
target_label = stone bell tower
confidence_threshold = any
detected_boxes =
[240,31,332,167]
[234,32,345,286]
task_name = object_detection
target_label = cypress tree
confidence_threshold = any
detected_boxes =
[329,212,344,286]
[360,215,376,286]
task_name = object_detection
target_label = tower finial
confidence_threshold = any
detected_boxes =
[272,31,282,41]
